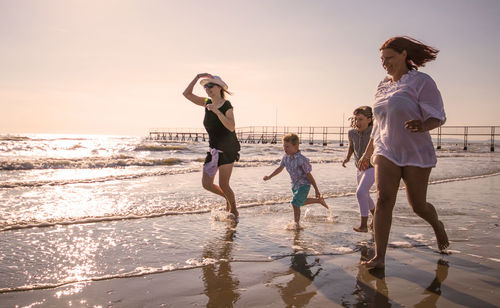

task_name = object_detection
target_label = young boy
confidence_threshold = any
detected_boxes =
[263,133,328,226]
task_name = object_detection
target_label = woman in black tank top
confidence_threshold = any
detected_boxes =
[183,73,240,218]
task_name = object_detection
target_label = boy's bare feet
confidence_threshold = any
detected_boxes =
[319,196,329,209]
[353,226,368,233]
[435,220,449,251]
[361,257,385,269]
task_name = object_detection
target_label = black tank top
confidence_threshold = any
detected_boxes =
[203,99,241,153]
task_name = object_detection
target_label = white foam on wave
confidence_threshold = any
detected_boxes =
[389,241,413,248]
[211,209,237,222]
[466,243,481,247]
[0,166,200,189]
[332,246,354,254]
[487,257,500,263]
[428,171,500,186]
[303,208,332,222]
[285,221,303,231]
[405,233,425,241]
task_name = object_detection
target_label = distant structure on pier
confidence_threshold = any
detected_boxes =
[148,126,498,152]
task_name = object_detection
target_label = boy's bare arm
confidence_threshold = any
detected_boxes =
[306,173,321,197]
[263,166,284,181]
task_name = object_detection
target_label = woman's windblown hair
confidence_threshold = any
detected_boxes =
[380,36,439,70]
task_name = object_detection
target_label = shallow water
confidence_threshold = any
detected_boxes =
[0,134,499,293]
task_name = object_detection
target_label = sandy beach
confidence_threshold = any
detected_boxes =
[1,173,499,307]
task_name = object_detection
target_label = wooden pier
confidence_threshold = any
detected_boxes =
[149,125,499,151]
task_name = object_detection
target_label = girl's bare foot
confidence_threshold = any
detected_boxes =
[435,220,449,251]
[353,226,368,233]
[319,196,329,209]
[361,257,385,269]
[230,208,239,218]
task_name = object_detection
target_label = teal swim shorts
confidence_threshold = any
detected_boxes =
[291,185,311,207]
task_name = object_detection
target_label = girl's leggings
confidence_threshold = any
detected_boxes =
[356,167,375,217]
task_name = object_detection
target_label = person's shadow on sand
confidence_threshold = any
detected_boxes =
[201,221,240,308]
[274,230,322,308]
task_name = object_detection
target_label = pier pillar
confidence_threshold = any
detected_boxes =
[491,127,495,152]
[463,127,468,151]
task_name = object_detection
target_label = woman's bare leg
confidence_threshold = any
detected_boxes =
[218,163,238,217]
[202,170,226,198]
[402,166,449,251]
[363,155,402,268]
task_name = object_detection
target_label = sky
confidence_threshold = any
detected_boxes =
[1,0,499,136]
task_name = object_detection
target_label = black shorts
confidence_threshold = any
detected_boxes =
[204,151,240,167]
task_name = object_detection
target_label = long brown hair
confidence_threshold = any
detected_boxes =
[380,36,439,70]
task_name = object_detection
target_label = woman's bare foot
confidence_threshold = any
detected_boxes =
[353,226,368,233]
[319,196,329,209]
[361,257,385,269]
[435,220,449,251]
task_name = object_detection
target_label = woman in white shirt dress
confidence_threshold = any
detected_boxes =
[358,36,450,269]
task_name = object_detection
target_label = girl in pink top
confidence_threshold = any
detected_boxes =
[359,36,450,269]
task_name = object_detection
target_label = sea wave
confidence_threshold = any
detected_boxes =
[236,157,343,167]
[0,135,31,141]
[4,172,498,232]
[0,156,183,171]
[134,145,188,151]
[0,167,200,188]
[0,155,342,173]
[0,193,348,232]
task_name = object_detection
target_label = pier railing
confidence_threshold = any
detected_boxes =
[148,125,499,151]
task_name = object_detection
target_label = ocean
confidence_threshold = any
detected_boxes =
[0,133,499,294]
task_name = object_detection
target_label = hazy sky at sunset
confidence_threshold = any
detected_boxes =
[1,0,499,135]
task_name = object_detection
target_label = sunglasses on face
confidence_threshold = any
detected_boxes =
[204,83,218,89]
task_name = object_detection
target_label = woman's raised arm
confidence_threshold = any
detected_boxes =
[182,73,212,106]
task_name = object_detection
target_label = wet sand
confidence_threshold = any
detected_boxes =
[1,247,498,307]
[1,175,499,307]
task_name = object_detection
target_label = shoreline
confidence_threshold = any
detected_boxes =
[1,175,499,307]
[1,246,498,307]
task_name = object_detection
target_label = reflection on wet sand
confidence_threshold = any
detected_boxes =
[271,230,323,307]
[354,245,390,307]
[354,245,449,308]
[415,259,449,308]
[201,222,240,308]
